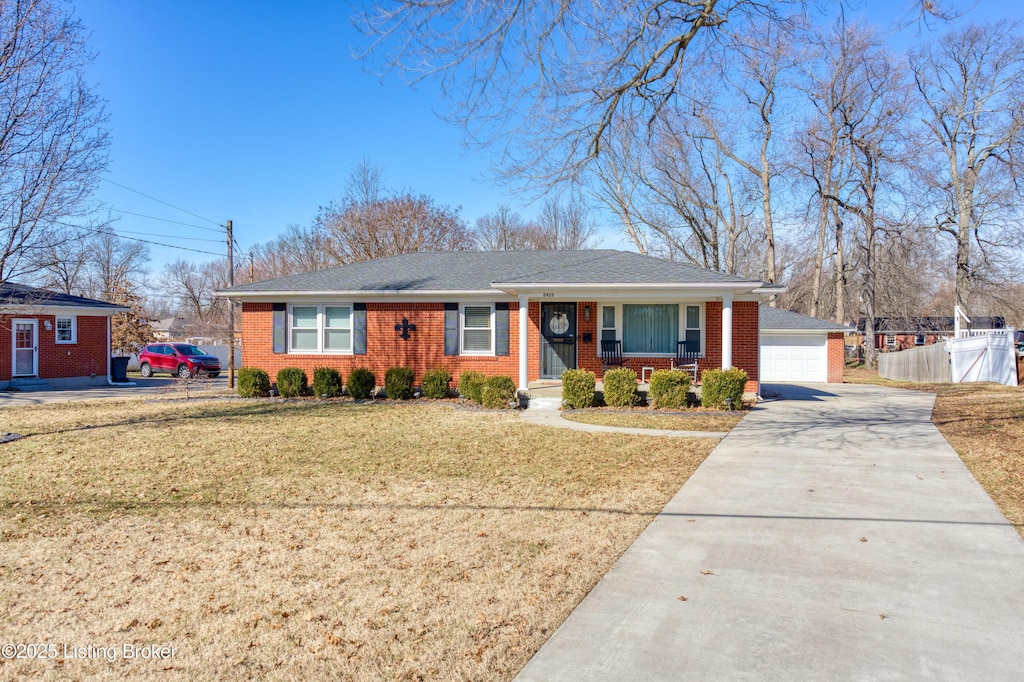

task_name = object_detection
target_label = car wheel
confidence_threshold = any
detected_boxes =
[139,362,153,378]
[177,364,192,379]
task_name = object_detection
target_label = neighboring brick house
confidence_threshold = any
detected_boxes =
[854,316,1006,352]
[221,250,790,395]
[0,283,128,389]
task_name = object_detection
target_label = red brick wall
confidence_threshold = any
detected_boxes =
[0,314,110,381]
[242,299,762,392]
[242,302,521,387]
[827,332,845,383]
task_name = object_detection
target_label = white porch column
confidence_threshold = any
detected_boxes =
[721,294,733,369]
[518,295,529,391]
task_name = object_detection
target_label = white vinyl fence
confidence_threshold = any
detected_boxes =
[878,342,951,383]
[878,330,1019,387]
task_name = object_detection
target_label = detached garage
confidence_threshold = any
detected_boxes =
[759,307,850,384]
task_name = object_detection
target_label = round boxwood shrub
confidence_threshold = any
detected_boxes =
[561,369,596,409]
[422,368,452,399]
[237,367,271,398]
[458,371,487,404]
[312,366,342,398]
[648,369,691,409]
[602,367,640,407]
[481,375,518,409]
[346,367,376,400]
[384,366,415,400]
[700,367,748,410]
[276,367,307,398]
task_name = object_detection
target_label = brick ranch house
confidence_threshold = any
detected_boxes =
[221,250,806,395]
[0,282,128,389]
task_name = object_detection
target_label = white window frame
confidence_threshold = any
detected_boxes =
[596,302,705,358]
[287,303,353,354]
[885,334,896,348]
[55,316,77,344]
[460,303,495,356]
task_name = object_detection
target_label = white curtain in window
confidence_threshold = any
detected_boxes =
[623,304,678,354]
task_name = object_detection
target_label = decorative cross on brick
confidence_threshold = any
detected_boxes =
[395,318,417,340]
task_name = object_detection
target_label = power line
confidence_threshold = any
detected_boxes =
[98,225,223,243]
[101,178,224,228]
[54,221,223,257]
[104,207,224,233]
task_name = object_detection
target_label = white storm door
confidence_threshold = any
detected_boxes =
[13,319,38,377]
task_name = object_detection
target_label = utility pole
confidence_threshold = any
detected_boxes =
[227,219,235,390]
[249,252,254,283]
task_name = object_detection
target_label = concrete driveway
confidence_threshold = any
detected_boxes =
[0,376,229,406]
[517,383,1024,680]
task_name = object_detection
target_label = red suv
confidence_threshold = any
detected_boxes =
[138,343,222,378]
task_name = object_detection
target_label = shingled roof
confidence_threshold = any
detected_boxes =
[0,282,128,311]
[759,306,852,332]
[222,250,766,295]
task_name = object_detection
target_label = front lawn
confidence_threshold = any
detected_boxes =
[561,410,744,432]
[0,399,718,680]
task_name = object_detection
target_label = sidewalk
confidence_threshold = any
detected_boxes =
[516,383,1024,680]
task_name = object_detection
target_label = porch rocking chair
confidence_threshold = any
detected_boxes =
[671,341,700,384]
[601,339,630,373]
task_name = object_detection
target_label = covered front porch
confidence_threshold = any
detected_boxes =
[505,291,758,394]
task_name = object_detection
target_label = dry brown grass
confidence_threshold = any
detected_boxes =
[560,410,743,432]
[0,399,718,680]
[846,363,1024,538]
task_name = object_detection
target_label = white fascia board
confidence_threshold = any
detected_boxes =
[0,304,128,316]
[761,328,848,335]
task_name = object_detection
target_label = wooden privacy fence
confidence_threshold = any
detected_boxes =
[878,342,951,383]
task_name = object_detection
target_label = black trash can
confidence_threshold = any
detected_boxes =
[111,356,130,383]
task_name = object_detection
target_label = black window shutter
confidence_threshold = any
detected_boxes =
[444,303,459,355]
[353,303,367,355]
[272,303,286,354]
[495,302,510,356]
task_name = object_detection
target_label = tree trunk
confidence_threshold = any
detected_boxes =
[833,204,846,324]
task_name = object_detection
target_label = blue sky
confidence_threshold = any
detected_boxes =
[71,0,1022,273]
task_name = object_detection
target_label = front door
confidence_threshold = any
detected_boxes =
[541,303,577,379]
[13,320,38,377]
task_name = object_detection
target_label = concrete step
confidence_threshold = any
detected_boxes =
[526,395,564,410]
[9,378,50,391]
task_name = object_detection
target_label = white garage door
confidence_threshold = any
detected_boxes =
[760,334,827,382]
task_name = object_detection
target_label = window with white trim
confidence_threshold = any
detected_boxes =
[462,305,493,354]
[601,306,616,342]
[55,316,76,344]
[289,304,352,353]
[598,303,704,356]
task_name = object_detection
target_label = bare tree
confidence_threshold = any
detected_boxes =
[0,0,109,281]
[910,22,1024,315]
[317,192,474,263]
[475,205,537,251]
[164,258,218,325]
[590,122,651,254]
[249,224,337,280]
[533,194,598,250]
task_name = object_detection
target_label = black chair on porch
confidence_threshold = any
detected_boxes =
[672,341,700,384]
[600,339,630,373]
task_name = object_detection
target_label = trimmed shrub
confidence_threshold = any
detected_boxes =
[481,375,518,409]
[276,367,307,398]
[237,367,271,398]
[346,367,376,400]
[422,368,453,399]
[458,371,487,404]
[312,366,342,398]
[700,367,748,410]
[602,367,640,407]
[561,369,596,409]
[384,366,415,400]
[649,369,691,409]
